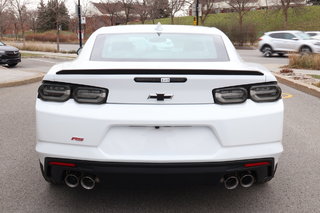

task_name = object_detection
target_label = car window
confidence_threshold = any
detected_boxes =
[283,33,296,40]
[307,33,317,37]
[269,33,284,39]
[90,33,229,62]
[0,41,4,46]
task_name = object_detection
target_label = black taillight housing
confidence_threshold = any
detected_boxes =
[38,81,108,104]
[250,84,282,102]
[213,82,281,104]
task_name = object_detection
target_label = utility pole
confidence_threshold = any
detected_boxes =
[196,0,199,25]
[78,0,82,48]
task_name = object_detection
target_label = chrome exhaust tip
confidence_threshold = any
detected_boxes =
[64,174,80,188]
[80,176,96,190]
[240,174,255,188]
[224,176,239,190]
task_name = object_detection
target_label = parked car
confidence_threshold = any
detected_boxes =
[0,41,21,67]
[36,25,283,190]
[305,31,320,40]
[258,30,320,57]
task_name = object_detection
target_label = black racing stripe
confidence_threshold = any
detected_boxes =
[56,69,264,76]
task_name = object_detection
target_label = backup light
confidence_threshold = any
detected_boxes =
[73,87,107,104]
[214,87,247,104]
[250,84,281,102]
[38,83,71,102]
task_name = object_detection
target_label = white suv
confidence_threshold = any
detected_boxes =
[258,30,320,57]
[306,31,320,40]
[36,25,283,190]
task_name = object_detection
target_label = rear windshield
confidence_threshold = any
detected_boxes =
[90,33,229,62]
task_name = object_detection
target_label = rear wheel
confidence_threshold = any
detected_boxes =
[262,46,273,57]
[300,46,312,55]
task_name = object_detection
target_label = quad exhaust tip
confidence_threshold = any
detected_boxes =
[80,176,96,190]
[224,176,239,190]
[65,174,80,188]
[240,174,255,188]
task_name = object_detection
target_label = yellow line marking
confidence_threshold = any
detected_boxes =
[282,93,293,99]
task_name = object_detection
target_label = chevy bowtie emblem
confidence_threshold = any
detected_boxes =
[148,93,173,101]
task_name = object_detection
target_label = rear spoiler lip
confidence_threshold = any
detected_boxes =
[56,69,264,76]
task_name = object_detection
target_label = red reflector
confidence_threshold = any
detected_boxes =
[49,162,76,167]
[258,38,262,41]
[244,162,270,167]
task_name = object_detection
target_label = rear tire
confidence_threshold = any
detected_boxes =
[262,46,273,57]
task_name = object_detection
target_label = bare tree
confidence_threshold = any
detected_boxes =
[73,0,94,17]
[146,0,169,24]
[199,0,216,25]
[167,0,188,24]
[97,1,122,26]
[121,0,134,24]
[26,9,37,40]
[277,0,304,29]
[0,0,8,38]
[10,0,29,39]
[227,0,258,33]
[134,0,149,24]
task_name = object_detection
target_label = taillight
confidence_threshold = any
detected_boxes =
[73,87,107,104]
[38,83,71,102]
[214,87,248,104]
[213,83,281,104]
[250,84,281,102]
[258,37,262,41]
[38,82,108,104]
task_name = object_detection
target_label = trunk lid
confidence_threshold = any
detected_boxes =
[52,61,266,104]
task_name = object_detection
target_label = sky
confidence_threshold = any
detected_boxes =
[29,0,99,16]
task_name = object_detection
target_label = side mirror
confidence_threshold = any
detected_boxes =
[292,38,299,41]
[77,47,82,55]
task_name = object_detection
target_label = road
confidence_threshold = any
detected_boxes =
[15,57,70,73]
[0,51,319,212]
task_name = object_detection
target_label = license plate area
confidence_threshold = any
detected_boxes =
[100,126,220,158]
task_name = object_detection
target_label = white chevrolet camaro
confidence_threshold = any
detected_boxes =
[36,24,283,190]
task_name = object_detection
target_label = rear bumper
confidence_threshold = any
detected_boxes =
[42,157,277,184]
[36,100,284,164]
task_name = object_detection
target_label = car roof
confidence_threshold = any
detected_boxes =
[94,24,224,36]
[265,30,302,34]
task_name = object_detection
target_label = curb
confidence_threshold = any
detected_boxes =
[273,73,320,98]
[0,72,44,88]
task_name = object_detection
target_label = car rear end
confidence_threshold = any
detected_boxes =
[36,25,283,190]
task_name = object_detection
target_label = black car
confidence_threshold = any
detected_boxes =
[0,41,21,67]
